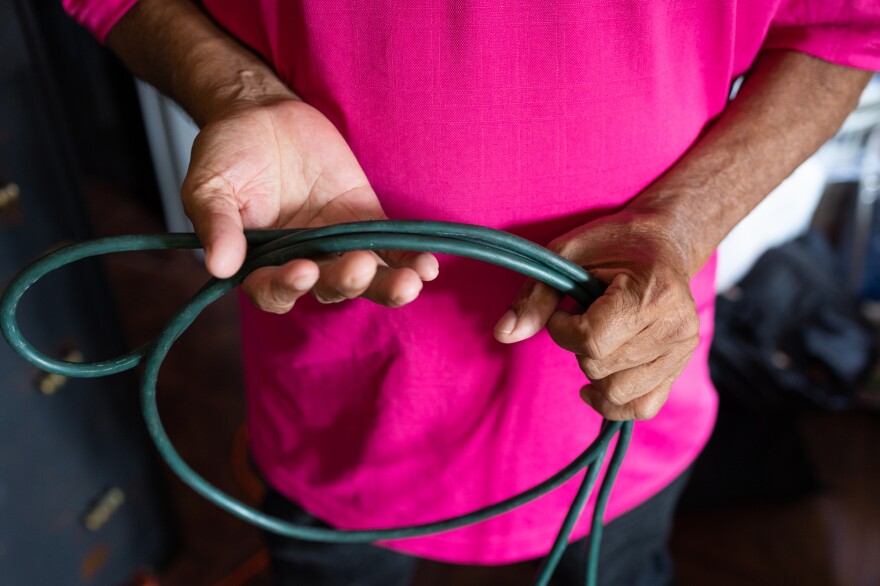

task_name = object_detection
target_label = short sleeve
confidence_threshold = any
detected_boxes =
[764,0,880,70]
[62,0,139,43]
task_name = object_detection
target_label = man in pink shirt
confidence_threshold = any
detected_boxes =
[66,0,879,583]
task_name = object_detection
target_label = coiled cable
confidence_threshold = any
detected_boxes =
[0,220,634,586]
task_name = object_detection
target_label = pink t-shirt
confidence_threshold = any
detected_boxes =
[67,0,880,564]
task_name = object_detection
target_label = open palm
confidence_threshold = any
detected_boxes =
[181,99,438,312]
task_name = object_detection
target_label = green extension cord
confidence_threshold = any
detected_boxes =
[0,220,634,586]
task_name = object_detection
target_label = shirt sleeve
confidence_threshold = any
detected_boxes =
[763,0,880,70]
[62,0,139,43]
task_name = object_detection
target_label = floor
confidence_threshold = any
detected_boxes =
[85,182,880,586]
[671,409,880,586]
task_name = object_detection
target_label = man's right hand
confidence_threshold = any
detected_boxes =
[183,98,439,313]
[105,0,437,314]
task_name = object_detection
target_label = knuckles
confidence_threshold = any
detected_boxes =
[579,357,609,380]
[581,334,610,361]
[591,378,635,407]
[248,291,296,314]
[661,312,700,345]
[582,380,670,421]
[629,397,665,421]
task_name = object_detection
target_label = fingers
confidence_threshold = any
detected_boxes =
[310,250,424,306]
[549,309,697,380]
[546,273,652,358]
[243,250,430,313]
[309,251,379,303]
[184,177,438,311]
[242,259,320,313]
[577,339,696,419]
[378,249,440,282]
[580,375,676,421]
[494,280,563,343]
[543,271,699,421]
[358,263,425,307]
[183,186,248,279]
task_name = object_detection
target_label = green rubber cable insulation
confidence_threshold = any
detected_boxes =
[1,220,634,586]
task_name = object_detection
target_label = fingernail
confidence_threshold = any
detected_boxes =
[494,309,518,335]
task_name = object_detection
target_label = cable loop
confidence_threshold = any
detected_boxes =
[0,220,632,586]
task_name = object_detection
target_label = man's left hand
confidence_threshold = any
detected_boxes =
[493,212,700,420]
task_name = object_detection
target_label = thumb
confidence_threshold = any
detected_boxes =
[182,186,247,279]
[494,279,562,344]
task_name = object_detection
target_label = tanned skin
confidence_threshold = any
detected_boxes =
[108,0,872,423]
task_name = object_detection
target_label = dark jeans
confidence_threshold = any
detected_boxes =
[262,471,690,586]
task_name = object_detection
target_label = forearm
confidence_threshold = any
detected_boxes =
[629,51,873,277]
[106,0,295,127]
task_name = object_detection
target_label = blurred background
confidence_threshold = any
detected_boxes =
[1,1,879,585]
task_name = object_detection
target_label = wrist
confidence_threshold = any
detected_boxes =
[191,65,300,126]
[616,196,705,278]
[618,53,872,279]
[107,0,299,128]
[171,33,299,126]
